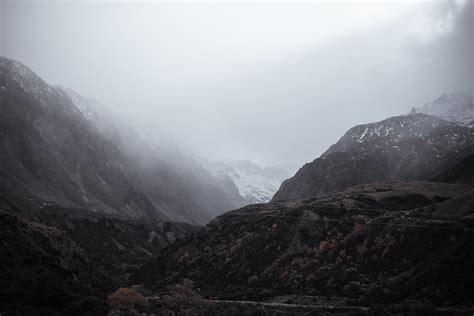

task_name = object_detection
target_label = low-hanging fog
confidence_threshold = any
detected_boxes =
[1,0,472,168]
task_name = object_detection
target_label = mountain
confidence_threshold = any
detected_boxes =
[133,181,474,312]
[206,160,290,203]
[0,56,244,225]
[272,96,474,201]
[411,92,474,127]
[0,210,117,315]
[57,83,248,224]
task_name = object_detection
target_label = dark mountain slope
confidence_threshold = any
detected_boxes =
[273,113,473,201]
[322,113,456,156]
[58,86,249,222]
[26,206,197,283]
[0,210,116,315]
[0,56,244,224]
[431,152,474,184]
[133,181,474,309]
[0,57,166,219]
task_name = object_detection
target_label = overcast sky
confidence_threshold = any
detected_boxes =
[1,0,472,167]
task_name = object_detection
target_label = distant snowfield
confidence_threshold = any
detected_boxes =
[412,93,474,127]
[205,160,291,203]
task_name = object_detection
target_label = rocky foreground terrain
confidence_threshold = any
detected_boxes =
[0,211,116,315]
[0,199,198,315]
[30,207,197,282]
[133,181,474,314]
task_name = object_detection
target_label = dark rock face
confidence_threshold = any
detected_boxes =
[273,114,473,201]
[133,182,474,308]
[0,56,245,225]
[0,210,116,315]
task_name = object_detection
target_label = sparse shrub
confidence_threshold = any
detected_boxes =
[291,257,304,268]
[306,273,317,283]
[178,251,191,263]
[357,245,369,257]
[248,275,259,286]
[163,278,203,313]
[319,241,329,253]
[107,288,146,310]
[354,223,364,232]
[306,246,319,256]
[312,259,320,267]
[230,245,240,255]
[339,249,347,258]
[357,238,371,257]
[280,270,289,279]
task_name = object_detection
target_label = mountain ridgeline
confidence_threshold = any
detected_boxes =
[273,94,474,201]
[0,56,247,225]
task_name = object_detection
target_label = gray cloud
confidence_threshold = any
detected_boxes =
[1,0,471,167]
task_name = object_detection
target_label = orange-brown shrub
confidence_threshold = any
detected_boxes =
[107,288,146,310]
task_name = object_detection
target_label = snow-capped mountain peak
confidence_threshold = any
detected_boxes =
[323,113,452,156]
[0,58,54,108]
[411,92,474,127]
[205,160,290,203]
